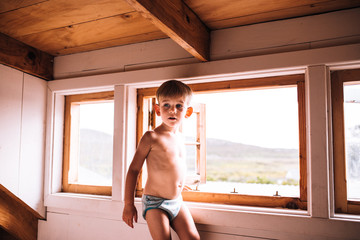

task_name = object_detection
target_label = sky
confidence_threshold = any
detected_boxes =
[344,84,360,137]
[184,87,300,149]
[79,102,114,135]
[77,83,359,150]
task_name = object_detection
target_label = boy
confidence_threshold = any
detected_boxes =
[122,80,200,240]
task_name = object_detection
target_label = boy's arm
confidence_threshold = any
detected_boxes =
[122,132,151,228]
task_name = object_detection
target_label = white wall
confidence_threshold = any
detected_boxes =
[0,64,47,216]
[38,7,360,240]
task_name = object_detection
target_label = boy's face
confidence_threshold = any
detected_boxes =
[155,96,193,128]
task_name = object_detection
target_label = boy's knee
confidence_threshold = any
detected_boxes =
[174,227,200,240]
[186,230,200,240]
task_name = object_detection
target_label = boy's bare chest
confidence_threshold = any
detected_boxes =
[154,137,183,156]
[148,136,185,165]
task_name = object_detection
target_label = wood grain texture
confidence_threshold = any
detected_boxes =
[56,31,167,55]
[297,81,308,202]
[331,69,360,214]
[182,191,307,210]
[0,0,46,14]
[185,0,360,29]
[0,0,358,56]
[0,33,53,80]
[125,0,210,61]
[16,12,165,55]
[331,70,348,213]
[62,92,114,196]
[0,184,43,240]
[0,0,134,37]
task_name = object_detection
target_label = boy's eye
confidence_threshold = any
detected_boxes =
[163,103,170,108]
[176,104,183,109]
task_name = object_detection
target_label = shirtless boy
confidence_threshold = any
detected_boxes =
[122,80,200,240]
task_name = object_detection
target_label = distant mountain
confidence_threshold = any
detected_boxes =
[79,128,113,178]
[186,137,298,163]
[78,129,299,184]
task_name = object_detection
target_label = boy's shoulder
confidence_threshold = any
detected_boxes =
[143,130,156,139]
[142,128,170,141]
[142,129,162,140]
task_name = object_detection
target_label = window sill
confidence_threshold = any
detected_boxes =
[332,213,360,222]
[186,200,308,217]
[44,191,307,221]
[44,191,360,233]
[44,192,118,218]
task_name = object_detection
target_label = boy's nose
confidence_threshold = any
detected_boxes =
[169,105,176,113]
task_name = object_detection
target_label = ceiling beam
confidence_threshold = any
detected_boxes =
[0,33,53,80]
[125,0,210,61]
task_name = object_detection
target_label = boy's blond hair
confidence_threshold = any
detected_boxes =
[156,80,193,104]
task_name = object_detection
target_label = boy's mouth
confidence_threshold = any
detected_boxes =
[169,117,176,120]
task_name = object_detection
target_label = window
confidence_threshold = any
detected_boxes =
[332,69,360,214]
[63,91,114,195]
[137,75,307,209]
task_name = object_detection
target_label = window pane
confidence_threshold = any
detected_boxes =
[185,145,197,175]
[76,102,114,186]
[183,112,199,177]
[344,83,360,201]
[190,87,300,197]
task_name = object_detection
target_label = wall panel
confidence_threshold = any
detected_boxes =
[19,73,47,215]
[0,64,23,194]
[0,64,46,216]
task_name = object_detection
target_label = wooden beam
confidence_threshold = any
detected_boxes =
[125,0,210,61]
[0,33,53,80]
[0,185,43,240]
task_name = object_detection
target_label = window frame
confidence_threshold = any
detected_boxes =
[331,69,360,214]
[183,103,206,184]
[136,74,307,209]
[63,91,114,196]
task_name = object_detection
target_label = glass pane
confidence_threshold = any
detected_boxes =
[183,112,198,179]
[192,87,300,197]
[185,145,197,175]
[76,101,114,186]
[344,83,360,201]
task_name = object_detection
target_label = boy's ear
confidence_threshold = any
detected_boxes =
[185,107,193,118]
[154,104,161,116]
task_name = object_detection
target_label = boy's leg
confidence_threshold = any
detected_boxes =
[171,205,200,240]
[145,209,172,240]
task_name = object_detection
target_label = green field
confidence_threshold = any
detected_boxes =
[79,129,300,186]
[186,138,299,185]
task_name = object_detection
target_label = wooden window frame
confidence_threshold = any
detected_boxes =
[331,69,360,214]
[63,91,114,196]
[136,74,307,210]
[183,103,206,184]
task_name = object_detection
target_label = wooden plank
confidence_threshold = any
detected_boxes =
[125,0,210,61]
[135,93,144,197]
[0,0,134,37]
[62,92,114,196]
[331,71,348,213]
[56,31,167,56]
[297,81,307,202]
[185,0,360,29]
[182,191,307,210]
[0,184,43,240]
[16,12,165,55]
[331,69,360,214]
[0,33,53,80]
[137,74,304,96]
[0,0,46,14]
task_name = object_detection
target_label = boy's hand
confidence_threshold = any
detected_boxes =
[122,204,138,228]
[182,185,193,191]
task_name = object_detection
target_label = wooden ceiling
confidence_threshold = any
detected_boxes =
[0,0,360,79]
